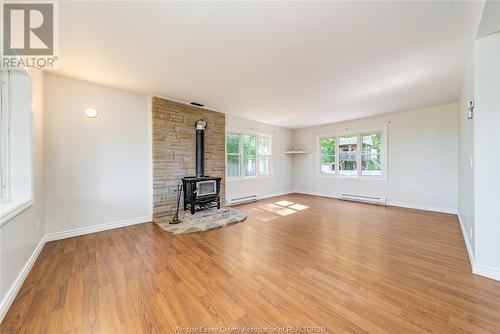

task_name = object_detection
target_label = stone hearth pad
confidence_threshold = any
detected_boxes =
[156,207,247,234]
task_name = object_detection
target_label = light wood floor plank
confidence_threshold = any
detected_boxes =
[1,194,500,333]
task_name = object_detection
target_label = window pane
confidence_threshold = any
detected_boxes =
[259,156,270,175]
[362,132,382,176]
[339,135,357,176]
[226,133,240,154]
[320,138,335,174]
[227,155,241,177]
[362,154,382,176]
[258,136,270,155]
[6,71,32,201]
[258,136,271,176]
[242,135,256,176]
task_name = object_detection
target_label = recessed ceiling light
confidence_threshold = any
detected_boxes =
[84,107,98,118]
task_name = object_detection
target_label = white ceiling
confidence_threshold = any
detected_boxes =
[54,1,482,129]
[477,0,500,38]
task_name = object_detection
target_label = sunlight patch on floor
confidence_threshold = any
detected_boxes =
[260,203,297,216]
[288,203,309,211]
[257,200,310,217]
[275,200,295,207]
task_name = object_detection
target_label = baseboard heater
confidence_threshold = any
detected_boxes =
[339,193,386,205]
[227,195,259,206]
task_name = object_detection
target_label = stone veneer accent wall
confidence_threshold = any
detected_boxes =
[152,97,225,223]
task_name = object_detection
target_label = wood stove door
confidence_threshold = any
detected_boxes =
[196,180,217,197]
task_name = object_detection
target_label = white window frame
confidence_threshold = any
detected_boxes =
[338,133,359,177]
[226,133,242,178]
[319,137,336,175]
[0,71,11,201]
[0,69,34,227]
[257,135,272,177]
[317,126,387,181]
[226,129,272,181]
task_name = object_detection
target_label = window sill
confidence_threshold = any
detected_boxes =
[227,175,273,183]
[317,174,387,181]
[0,199,34,227]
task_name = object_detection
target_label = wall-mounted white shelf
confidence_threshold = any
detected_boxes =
[284,150,309,154]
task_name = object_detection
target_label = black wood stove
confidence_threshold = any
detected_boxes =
[181,120,221,214]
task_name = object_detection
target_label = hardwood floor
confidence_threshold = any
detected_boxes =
[1,193,500,333]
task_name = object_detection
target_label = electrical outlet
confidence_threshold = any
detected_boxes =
[470,156,473,168]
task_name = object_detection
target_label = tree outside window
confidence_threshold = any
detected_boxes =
[242,135,256,177]
[226,133,272,178]
[362,132,382,176]
[320,138,335,174]
[318,129,385,178]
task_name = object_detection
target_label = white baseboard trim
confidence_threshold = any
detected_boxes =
[259,190,294,200]
[386,201,457,215]
[456,216,500,282]
[1,206,498,325]
[295,190,500,282]
[473,264,500,281]
[293,190,457,214]
[226,191,294,206]
[457,213,475,269]
[293,190,340,199]
[45,216,152,242]
[0,235,46,323]
[1,215,152,324]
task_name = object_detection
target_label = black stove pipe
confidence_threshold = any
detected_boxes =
[195,119,207,177]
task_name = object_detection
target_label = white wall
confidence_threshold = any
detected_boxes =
[44,74,152,235]
[458,45,475,258]
[43,74,292,235]
[225,114,294,201]
[473,32,500,279]
[0,71,45,320]
[293,103,458,213]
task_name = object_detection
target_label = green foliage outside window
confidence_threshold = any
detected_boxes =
[242,135,256,160]
[321,138,335,164]
[362,132,382,172]
[226,134,240,154]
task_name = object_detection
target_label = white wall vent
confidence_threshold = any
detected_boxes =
[227,195,259,206]
[339,193,386,206]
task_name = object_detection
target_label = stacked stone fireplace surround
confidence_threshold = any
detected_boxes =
[152,97,225,224]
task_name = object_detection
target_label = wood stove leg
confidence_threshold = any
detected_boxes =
[190,205,195,215]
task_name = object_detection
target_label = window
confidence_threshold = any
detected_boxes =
[0,70,33,224]
[0,73,9,200]
[320,137,335,174]
[258,136,271,176]
[226,132,272,178]
[318,128,386,178]
[361,132,382,176]
[226,133,241,177]
[339,134,358,176]
[242,135,256,177]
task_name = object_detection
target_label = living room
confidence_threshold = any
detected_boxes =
[1,1,500,333]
